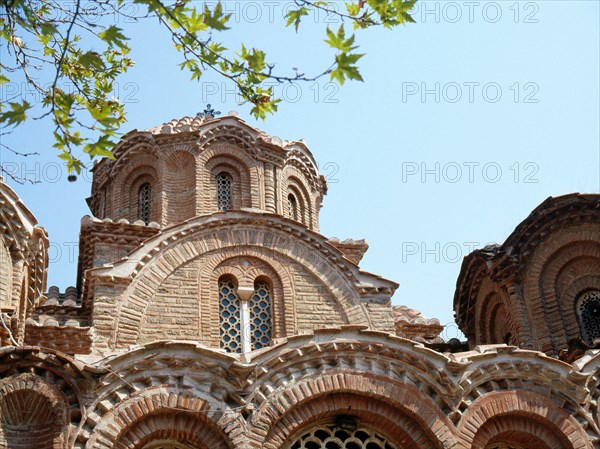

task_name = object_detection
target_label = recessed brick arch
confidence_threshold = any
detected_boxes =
[111,151,161,221]
[475,278,514,345]
[250,372,455,449]
[208,255,289,345]
[113,221,365,348]
[112,413,227,449]
[85,389,238,449]
[481,427,560,449]
[458,390,592,449]
[523,226,600,354]
[0,372,70,449]
[562,269,600,343]
[199,143,259,211]
[281,165,317,230]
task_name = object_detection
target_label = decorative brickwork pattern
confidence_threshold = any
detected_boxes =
[454,194,600,355]
[0,117,599,449]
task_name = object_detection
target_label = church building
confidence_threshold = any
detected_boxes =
[0,113,599,449]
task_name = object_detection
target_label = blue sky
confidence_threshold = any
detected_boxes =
[1,1,598,333]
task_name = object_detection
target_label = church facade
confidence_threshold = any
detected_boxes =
[0,113,599,449]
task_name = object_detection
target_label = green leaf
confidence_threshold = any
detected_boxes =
[40,22,58,36]
[203,2,231,31]
[79,51,105,70]
[0,101,31,127]
[324,26,357,52]
[285,7,309,32]
[99,26,129,50]
[83,134,116,159]
[330,52,365,84]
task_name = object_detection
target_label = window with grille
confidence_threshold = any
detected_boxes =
[288,423,398,449]
[250,281,272,350]
[576,290,600,345]
[219,278,241,353]
[288,193,298,221]
[216,172,233,211]
[218,277,273,353]
[138,182,152,224]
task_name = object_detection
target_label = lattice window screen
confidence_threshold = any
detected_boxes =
[216,172,233,211]
[219,278,241,353]
[576,290,600,344]
[289,424,398,449]
[250,281,272,350]
[138,182,152,224]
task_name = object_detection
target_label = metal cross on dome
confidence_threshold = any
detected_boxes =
[198,104,221,118]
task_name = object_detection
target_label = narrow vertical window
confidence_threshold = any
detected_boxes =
[576,290,600,345]
[287,193,298,221]
[250,280,272,350]
[216,172,233,211]
[138,182,152,224]
[219,277,241,353]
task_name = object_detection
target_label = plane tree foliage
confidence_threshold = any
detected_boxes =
[0,0,415,178]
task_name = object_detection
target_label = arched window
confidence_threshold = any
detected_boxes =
[138,182,152,224]
[288,422,398,449]
[219,277,241,353]
[216,172,233,211]
[250,280,272,350]
[576,290,600,345]
[287,193,298,221]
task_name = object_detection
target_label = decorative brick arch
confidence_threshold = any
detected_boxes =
[0,346,89,448]
[0,182,48,334]
[523,226,600,354]
[196,123,258,157]
[249,372,454,449]
[110,150,161,221]
[281,165,316,230]
[475,417,568,449]
[0,372,71,449]
[458,391,592,449]
[109,141,159,178]
[110,219,370,348]
[199,143,258,211]
[474,275,514,345]
[454,256,490,346]
[85,389,237,449]
[284,147,321,193]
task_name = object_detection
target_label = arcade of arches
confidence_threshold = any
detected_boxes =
[0,114,598,448]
